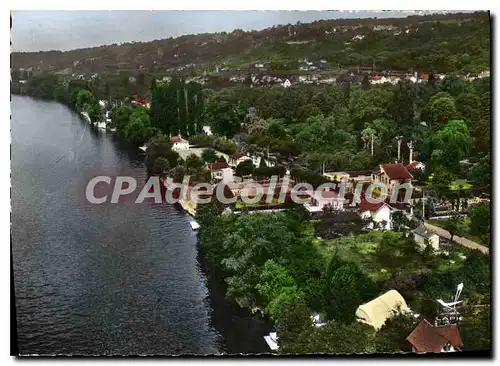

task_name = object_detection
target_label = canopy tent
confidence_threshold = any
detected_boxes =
[356,290,411,330]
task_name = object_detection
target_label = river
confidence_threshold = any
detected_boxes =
[11,96,270,355]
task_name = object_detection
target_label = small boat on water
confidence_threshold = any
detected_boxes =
[108,127,117,132]
[189,220,200,231]
[139,145,147,152]
[80,111,91,123]
[264,332,279,351]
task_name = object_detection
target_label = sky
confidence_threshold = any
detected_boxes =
[11,10,463,52]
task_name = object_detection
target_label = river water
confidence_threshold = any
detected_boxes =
[11,96,228,355]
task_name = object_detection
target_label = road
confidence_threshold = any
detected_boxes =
[423,222,489,254]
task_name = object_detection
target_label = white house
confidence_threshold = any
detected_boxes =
[171,136,190,151]
[358,199,393,230]
[202,125,213,136]
[406,319,463,353]
[283,79,291,88]
[412,226,440,251]
[228,152,252,168]
[371,163,413,196]
[207,162,231,181]
[304,190,345,213]
[221,167,235,184]
[251,155,275,168]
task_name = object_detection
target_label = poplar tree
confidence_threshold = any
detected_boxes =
[178,79,188,137]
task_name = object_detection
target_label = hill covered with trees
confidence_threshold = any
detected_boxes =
[11,11,490,75]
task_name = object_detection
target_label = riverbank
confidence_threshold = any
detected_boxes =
[196,245,274,355]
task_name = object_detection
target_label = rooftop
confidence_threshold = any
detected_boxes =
[381,163,413,180]
[358,199,388,213]
[208,162,230,171]
[406,161,424,171]
[406,319,463,353]
[412,226,439,239]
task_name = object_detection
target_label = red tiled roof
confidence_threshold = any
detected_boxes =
[358,199,386,213]
[230,152,247,160]
[381,163,413,180]
[371,75,381,80]
[407,319,463,353]
[208,162,229,171]
[419,74,429,80]
[406,161,423,171]
[434,325,463,349]
[171,136,182,143]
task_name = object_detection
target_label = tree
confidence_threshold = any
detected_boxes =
[468,154,491,193]
[178,80,188,137]
[152,157,170,178]
[277,299,315,354]
[168,76,182,136]
[391,80,416,139]
[300,320,376,355]
[145,135,179,175]
[361,127,377,156]
[429,94,457,132]
[186,82,197,136]
[362,74,371,90]
[169,165,187,183]
[374,311,418,353]
[124,108,153,146]
[256,260,304,322]
[391,211,410,232]
[203,90,244,137]
[468,202,490,242]
[431,120,472,173]
[201,148,219,163]
[442,211,462,243]
[323,258,375,324]
[461,305,491,351]
[235,160,254,177]
[185,153,205,172]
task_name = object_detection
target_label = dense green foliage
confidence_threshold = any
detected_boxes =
[150,77,204,136]
[198,199,490,354]
[201,75,489,180]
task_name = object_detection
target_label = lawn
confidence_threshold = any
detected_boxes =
[427,218,490,247]
[313,231,467,282]
[449,179,472,191]
[235,198,282,210]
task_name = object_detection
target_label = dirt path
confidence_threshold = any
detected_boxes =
[423,222,489,254]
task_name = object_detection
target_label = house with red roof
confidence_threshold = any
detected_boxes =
[406,161,425,173]
[358,199,393,230]
[228,152,252,168]
[132,97,151,109]
[304,189,345,213]
[207,161,231,181]
[171,136,190,151]
[371,163,413,198]
[406,319,463,353]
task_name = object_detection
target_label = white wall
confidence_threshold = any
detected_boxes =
[173,142,190,151]
[414,234,440,251]
[360,206,392,230]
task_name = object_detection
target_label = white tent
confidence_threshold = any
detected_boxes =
[356,290,411,330]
